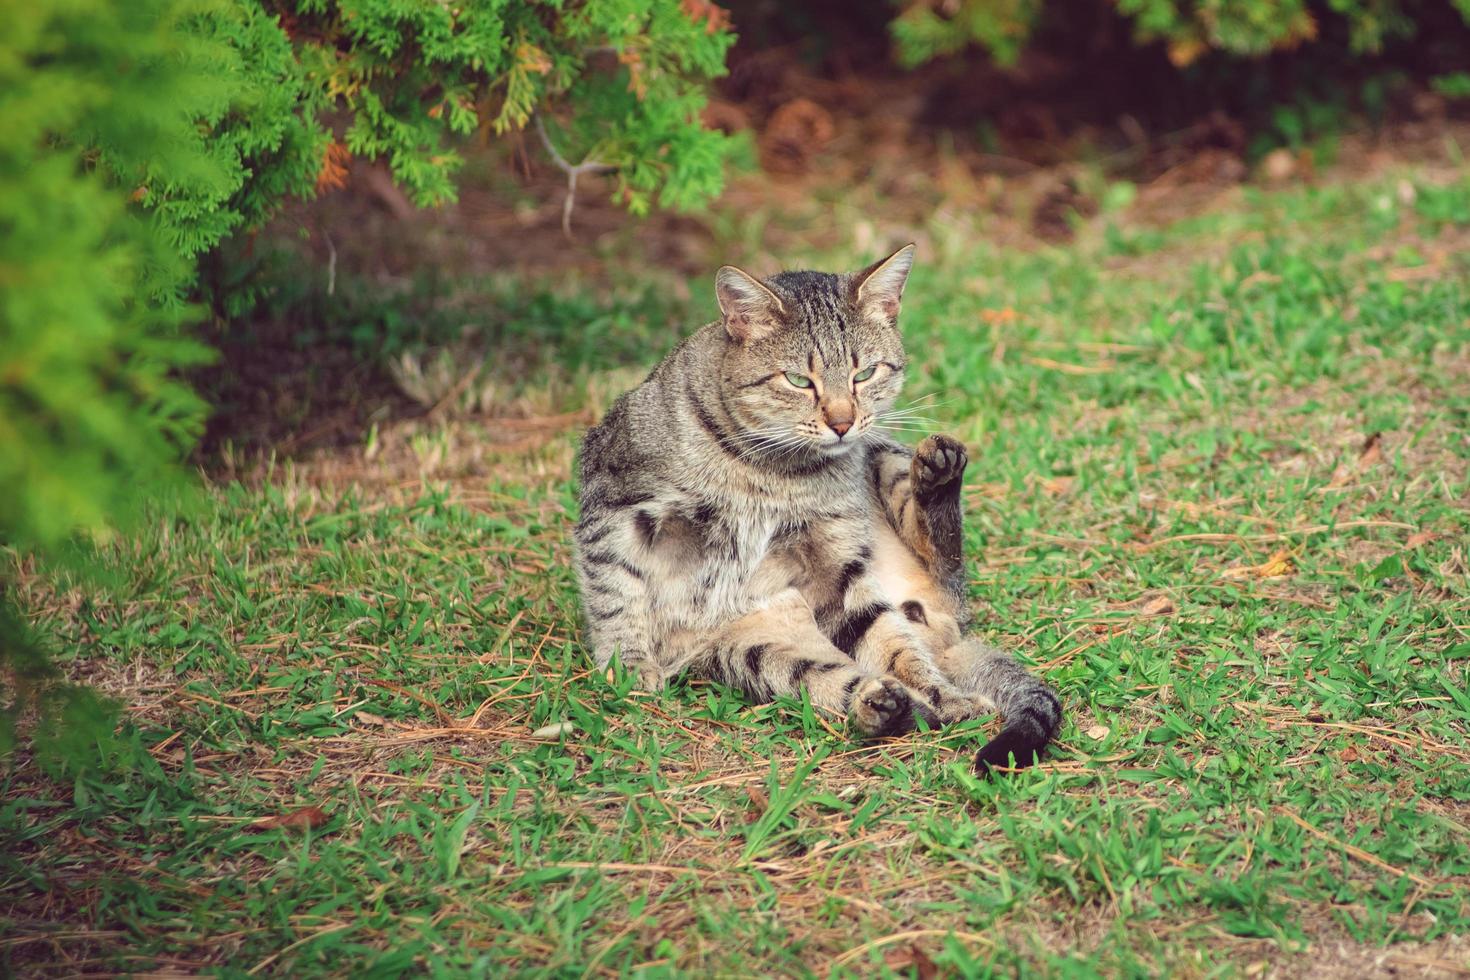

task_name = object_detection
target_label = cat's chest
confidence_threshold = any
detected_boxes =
[689,491,856,595]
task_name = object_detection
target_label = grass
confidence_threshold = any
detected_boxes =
[4,168,1470,977]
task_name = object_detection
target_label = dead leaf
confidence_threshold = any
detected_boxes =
[883,943,938,980]
[1221,549,1295,580]
[760,98,835,174]
[315,141,351,194]
[1328,432,1385,486]
[514,42,552,75]
[745,785,769,823]
[1167,37,1206,67]
[1136,594,1176,617]
[1085,724,1110,740]
[251,806,328,831]
[1261,147,1297,182]
[1404,531,1438,550]
[618,48,647,100]
[1110,593,1175,617]
[353,711,388,728]
[531,721,575,739]
[681,0,732,35]
[1358,432,1384,467]
[1339,745,1362,763]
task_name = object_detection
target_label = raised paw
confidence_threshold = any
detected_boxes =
[912,434,968,505]
[850,676,925,738]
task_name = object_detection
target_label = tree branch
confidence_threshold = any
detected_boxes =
[533,112,616,237]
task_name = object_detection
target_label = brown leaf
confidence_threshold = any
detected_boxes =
[1037,475,1075,495]
[252,806,329,831]
[514,42,552,75]
[681,0,731,35]
[760,98,835,174]
[1110,593,1175,617]
[1358,432,1384,467]
[315,141,351,193]
[884,944,938,980]
[701,98,749,135]
[1167,37,1206,68]
[1221,549,1295,580]
[1404,531,1438,550]
[618,48,647,100]
[1136,594,1176,617]
[1328,432,1384,486]
[745,785,769,822]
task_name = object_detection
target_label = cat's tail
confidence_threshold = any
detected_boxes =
[941,641,1063,774]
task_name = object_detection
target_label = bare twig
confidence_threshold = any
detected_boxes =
[1277,806,1438,888]
[533,112,616,237]
[323,231,337,296]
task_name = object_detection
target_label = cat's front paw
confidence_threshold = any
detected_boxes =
[912,435,968,505]
[605,658,667,693]
[850,676,933,737]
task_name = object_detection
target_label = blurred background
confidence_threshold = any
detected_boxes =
[3,0,1470,764]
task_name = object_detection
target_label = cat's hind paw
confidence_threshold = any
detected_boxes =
[850,676,937,737]
[927,686,995,725]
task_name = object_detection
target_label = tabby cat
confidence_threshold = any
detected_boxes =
[573,246,1062,771]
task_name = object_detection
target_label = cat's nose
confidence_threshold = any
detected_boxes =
[823,400,856,437]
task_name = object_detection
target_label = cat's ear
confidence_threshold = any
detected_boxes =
[852,243,916,321]
[716,266,786,343]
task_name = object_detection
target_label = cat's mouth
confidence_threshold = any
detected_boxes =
[815,422,869,453]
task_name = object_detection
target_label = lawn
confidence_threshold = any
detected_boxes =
[4,168,1470,977]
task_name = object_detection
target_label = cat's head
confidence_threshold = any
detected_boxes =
[713,245,914,462]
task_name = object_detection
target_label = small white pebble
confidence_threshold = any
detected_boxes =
[531,721,575,739]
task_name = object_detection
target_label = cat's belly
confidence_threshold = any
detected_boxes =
[646,506,799,633]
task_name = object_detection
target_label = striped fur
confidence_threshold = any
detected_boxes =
[574,246,1062,771]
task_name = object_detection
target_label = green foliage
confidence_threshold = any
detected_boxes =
[283,0,735,214]
[0,0,220,766]
[891,0,1042,68]
[1433,71,1470,99]
[1,0,736,771]
[892,0,1462,67]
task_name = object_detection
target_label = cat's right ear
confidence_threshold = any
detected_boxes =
[716,266,785,343]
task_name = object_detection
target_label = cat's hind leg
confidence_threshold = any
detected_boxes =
[703,590,936,738]
[934,639,1063,771]
[855,523,993,726]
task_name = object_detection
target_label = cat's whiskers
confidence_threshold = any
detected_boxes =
[734,426,818,464]
[878,408,940,422]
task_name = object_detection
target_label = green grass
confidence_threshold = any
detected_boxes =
[5,171,1470,977]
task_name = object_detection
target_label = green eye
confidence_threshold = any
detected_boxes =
[853,365,877,383]
[784,372,814,389]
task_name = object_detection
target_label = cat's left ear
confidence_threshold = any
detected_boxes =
[852,243,916,322]
[716,265,786,343]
